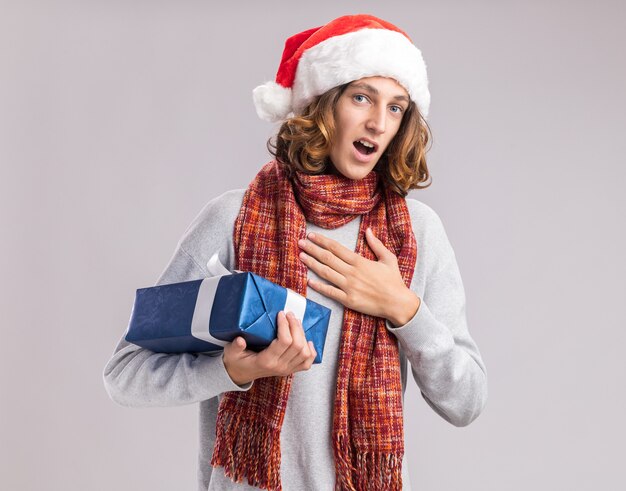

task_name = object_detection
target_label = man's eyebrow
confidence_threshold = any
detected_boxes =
[348,82,410,104]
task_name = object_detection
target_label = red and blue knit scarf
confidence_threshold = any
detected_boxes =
[211,159,417,490]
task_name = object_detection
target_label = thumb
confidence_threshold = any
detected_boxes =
[231,336,246,354]
[365,227,393,261]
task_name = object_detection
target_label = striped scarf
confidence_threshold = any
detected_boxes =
[210,160,417,490]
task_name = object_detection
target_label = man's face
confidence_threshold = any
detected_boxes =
[328,76,409,180]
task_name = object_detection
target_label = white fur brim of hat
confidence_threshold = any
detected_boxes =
[253,28,430,123]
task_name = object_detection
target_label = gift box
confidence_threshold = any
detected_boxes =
[124,252,331,364]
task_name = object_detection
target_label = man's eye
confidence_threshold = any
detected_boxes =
[390,105,403,114]
[353,94,367,103]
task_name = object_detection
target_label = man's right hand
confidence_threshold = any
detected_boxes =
[222,310,317,386]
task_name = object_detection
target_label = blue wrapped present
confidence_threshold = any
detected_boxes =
[124,253,331,364]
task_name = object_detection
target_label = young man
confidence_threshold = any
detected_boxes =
[104,14,488,491]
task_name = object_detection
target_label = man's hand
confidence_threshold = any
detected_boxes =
[223,311,317,386]
[297,228,416,322]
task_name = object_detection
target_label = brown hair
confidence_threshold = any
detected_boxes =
[266,82,432,197]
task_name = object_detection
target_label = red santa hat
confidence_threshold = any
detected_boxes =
[252,14,430,122]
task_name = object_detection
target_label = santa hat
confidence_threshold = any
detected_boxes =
[253,14,430,123]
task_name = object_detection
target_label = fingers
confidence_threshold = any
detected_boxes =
[266,311,296,358]
[294,340,317,371]
[223,336,245,357]
[222,336,252,386]
[283,312,317,372]
[257,311,316,377]
[278,311,310,366]
[233,336,246,353]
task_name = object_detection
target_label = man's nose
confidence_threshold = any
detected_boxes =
[365,106,386,134]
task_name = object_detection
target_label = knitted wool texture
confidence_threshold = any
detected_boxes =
[210,160,418,490]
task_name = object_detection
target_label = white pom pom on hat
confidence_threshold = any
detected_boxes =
[252,81,294,122]
[252,14,431,123]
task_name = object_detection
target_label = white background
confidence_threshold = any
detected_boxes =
[1,1,624,489]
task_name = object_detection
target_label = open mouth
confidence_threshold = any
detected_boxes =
[353,140,377,155]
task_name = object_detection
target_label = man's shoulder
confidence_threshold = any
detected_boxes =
[207,188,247,210]
[405,196,443,229]
[404,196,455,257]
[179,189,245,247]
[192,189,246,226]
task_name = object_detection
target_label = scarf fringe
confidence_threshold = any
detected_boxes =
[210,410,282,491]
[334,434,403,491]
[334,433,357,490]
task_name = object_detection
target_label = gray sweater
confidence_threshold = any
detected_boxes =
[102,188,488,491]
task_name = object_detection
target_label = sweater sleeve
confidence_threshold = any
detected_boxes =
[385,203,488,427]
[102,189,254,408]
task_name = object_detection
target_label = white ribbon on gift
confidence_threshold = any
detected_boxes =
[190,252,307,347]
